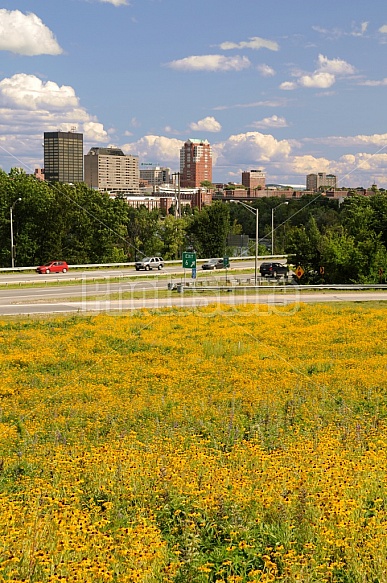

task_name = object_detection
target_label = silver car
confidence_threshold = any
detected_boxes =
[135,256,164,271]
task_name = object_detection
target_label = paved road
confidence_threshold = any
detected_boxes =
[0,259,262,285]
[0,286,386,316]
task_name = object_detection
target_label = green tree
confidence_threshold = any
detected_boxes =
[186,202,230,257]
[158,215,187,260]
[127,206,162,260]
[285,217,322,281]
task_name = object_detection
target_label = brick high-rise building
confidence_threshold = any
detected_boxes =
[242,169,266,196]
[180,138,212,188]
[43,131,83,183]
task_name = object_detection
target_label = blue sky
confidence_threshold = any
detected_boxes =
[1,0,387,187]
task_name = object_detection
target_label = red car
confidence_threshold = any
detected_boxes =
[36,261,69,274]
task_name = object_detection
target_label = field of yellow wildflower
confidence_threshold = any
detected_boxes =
[0,302,387,582]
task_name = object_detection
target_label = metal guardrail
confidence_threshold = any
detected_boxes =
[172,281,387,293]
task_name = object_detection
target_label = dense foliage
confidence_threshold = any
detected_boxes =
[2,169,387,282]
[1,303,387,581]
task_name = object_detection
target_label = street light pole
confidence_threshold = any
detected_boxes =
[10,197,22,269]
[271,201,288,255]
[234,200,259,286]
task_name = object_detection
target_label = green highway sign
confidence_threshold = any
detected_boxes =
[223,256,230,268]
[182,251,197,269]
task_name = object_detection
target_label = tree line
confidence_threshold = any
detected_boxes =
[2,169,387,283]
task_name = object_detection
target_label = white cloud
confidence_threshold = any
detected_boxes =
[0,9,62,56]
[317,54,356,75]
[0,74,78,110]
[251,115,288,129]
[360,78,387,86]
[219,36,279,52]
[98,0,130,5]
[122,135,184,166]
[257,64,275,77]
[299,72,336,88]
[291,154,332,175]
[379,24,387,33]
[279,81,297,91]
[83,122,108,142]
[214,99,286,110]
[312,21,368,39]
[164,126,181,135]
[304,133,387,148]
[213,132,292,167]
[189,116,222,132]
[167,55,251,72]
[357,22,369,36]
[281,53,355,90]
[0,73,108,172]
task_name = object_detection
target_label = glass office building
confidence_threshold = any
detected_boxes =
[44,131,83,183]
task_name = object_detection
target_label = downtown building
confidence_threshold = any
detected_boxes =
[241,169,266,196]
[43,131,83,183]
[306,172,337,191]
[139,165,171,189]
[84,147,140,194]
[179,138,212,188]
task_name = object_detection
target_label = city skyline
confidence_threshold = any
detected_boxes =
[0,1,387,187]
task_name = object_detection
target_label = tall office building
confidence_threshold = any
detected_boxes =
[242,169,266,196]
[180,138,212,188]
[306,172,337,191]
[84,147,139,194]
[43,131,83,183]
[139,165,171,188]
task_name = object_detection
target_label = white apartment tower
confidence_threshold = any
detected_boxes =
[84,147,139,194]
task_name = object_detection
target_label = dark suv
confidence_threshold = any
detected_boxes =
[259,262,288,278]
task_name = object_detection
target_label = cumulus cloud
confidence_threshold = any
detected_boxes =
[219,36,279,51]
[83,122,108,142]
[291,154,332,175]
[167,55,251,72]
[257,64,275,77]
[379,25,387,33]
[0,74,78,110]
[251,115,288,129]
[213,132,292,167]
[0,9,62,56]
[122,135,184,166]
[189,116,222,132]
[299,72,336,88]
[0,73,108,172]
[280,53,355,90]
[317,54,355,75]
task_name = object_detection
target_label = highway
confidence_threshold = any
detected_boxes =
[0,266,385,316]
